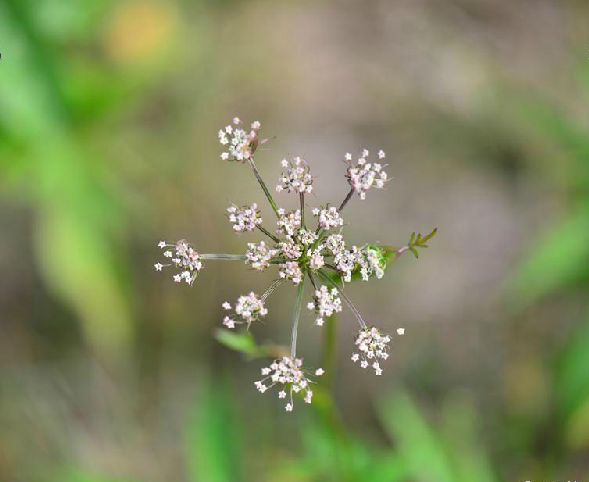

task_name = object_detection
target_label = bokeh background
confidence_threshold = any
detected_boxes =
[2,0,589,480]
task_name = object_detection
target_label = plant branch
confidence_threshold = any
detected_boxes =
[200,254,247,260]
[317,270,367,329]
[338,187,354,212]
[248,158,280,218]
[290,276,306,358]
[256,225,280,244]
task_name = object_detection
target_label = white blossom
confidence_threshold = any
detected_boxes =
[345,150,388,200]
[218,117,261,161]
[279,261,303,284]
[276,157,313,194]
[314,206,344,230]
[156,240,203,285]
[279,241,303,260]
[245,241,278,271]
[307,245,325,270]
[227,203,262,232]
[222,292,268,329]
[352,327,391,374]
[277,209,302,237]
[297,229,318,246]
[325,234,346,255]
[255,357,322,411]
[308,285,342,326]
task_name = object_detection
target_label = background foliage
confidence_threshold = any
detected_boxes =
[1,0,589,480]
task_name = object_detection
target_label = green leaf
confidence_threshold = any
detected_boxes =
[214,329,261,356]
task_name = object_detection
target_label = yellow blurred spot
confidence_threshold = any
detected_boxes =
[103,0,176,64]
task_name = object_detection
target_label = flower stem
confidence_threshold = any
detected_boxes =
[300,192,306,228]
[261,278,284,302]
[256,225,280,244]
[200,254,247,260]
[338,187,354,212]
[248,158,280,218]
[317,270,367,329]
[290,276,306,358]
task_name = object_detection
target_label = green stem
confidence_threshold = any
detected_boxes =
[300,192,306,228]
[248,158,280,218]
[317,270,367,329]
[338,188,354,212]
[290,276,306,358]
[256,225,280,244]
[200,254,246,260]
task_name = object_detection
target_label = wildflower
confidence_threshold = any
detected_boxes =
[307,285,342,326]
[155,240,203,285]
[334,248,356,282]
[279,241,303,260]
[307,245,325,270]
[245,241,277,271]
[356,246,387,281]
[218,117,261,161]
[397,328,405,335]
[352,327,391,374]
[279,261,303,284]
[222,292,268,329]
[325,234,346,255]
[277,209,302,237]
[313,206,344,230]
[227,203,262,232]
[345,150,388,200]
[297,229,318,246]
[255,357,322,411]
[276,157,313,194]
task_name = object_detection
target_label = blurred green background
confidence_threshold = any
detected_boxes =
[1,0,589,480]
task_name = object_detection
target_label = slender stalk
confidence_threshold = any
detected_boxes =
[290,276,306,358]
[200,254,247,260]
[248,158,280,218]
[261,278,285,302]
[256,225,280,244]
[317,270,367,329]
[300,192,305,228]
[338,188,354,212]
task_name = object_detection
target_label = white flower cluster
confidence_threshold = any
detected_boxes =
[351,327,391,375]
[219,117,261,161]
[307,285,342,326]
[307,245,325,270]
[279,241,303,260]
[222,292,267,329]
[227,203,262,232]
[313,206,344,230]
[357,247,386,281]
[245,241,277,271]
[276,209,302,237]
[345,149,388,200]
[255,357,323,411]
[276,157,313,194]
[325,234,346,255]
[279,261,303,284]
[155,240,203,285]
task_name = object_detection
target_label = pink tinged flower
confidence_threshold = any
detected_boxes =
[255,357,318,412]
[276,156,313,194]
[353,326,392,375]
[315,206,344,230]
[227,203,262,232]
[222,292,268,328]
[345,149,389,200]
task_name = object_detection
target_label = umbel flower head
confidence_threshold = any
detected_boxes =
[255,357,323,411]
[155,115,437,412]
